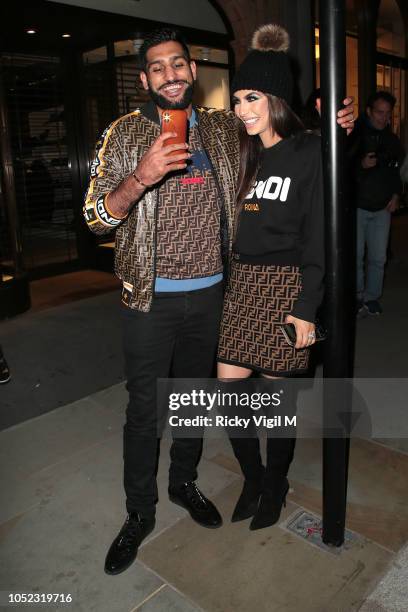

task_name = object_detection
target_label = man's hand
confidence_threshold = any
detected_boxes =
[386,194,399,213]
[102,133,190,220]
[361,152,377,169]
[135,132,190,186]
[337,97,355,135]
[285,315,316,349]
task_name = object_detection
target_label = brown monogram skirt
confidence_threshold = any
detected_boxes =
[217,262,309,376]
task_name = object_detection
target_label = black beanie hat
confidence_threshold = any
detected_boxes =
[231,24,293,105]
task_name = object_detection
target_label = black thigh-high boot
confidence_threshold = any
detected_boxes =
[220,378,265,522]
[250,379,297,530]
[229,435,265,521]
[249,437,294,530]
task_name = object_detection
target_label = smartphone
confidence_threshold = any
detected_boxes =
[280,322,327,348]
[161,109,187,166]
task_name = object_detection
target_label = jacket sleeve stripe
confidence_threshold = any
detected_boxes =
[84,110,141,229]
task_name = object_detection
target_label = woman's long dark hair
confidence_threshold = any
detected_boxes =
[235,95,304,219]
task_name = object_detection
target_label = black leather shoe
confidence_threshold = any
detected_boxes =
[169,482,222,528]
[249,478,289,531]
[231,478,263,522]
[104,513,155,575]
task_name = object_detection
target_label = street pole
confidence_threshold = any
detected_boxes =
[319,0,353,546]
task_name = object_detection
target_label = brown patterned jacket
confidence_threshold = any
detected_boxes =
[84,102,239,312]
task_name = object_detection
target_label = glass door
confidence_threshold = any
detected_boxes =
[1,52,77,272]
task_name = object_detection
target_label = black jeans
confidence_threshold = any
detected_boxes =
[122,283,223,517]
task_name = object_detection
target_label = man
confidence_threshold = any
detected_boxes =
[349,91,404,315]
[84,27,355,575]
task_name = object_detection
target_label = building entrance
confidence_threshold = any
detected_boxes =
[1,53,77,275]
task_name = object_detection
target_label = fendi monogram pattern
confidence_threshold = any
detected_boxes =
[197,110,239,265]
[83,105,239,312]
[155,125,222,279]
[218,262,309,375]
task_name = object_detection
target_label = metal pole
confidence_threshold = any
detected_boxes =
[319,0,353,546]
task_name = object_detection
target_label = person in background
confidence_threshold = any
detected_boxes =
[348,91,404,316]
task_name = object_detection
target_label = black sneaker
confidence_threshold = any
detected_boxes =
[365,300,382,315]
[356,299,367,317]
[169,481,222,528]
[104,513,155,575]
[0,355,11,384]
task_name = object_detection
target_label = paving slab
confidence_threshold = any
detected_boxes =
[0,459,163,612]
[209,437,408,553]
[0,405,237,542]
[359,541,408,612]
[0,395,122,478]
[0,397,121,524]
[139,479,392,612]
[133,583,203,612]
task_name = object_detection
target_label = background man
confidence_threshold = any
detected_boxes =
[84,27,355,576]
[349,91,404,315]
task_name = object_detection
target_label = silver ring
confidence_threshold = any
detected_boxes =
[308,332,316,339]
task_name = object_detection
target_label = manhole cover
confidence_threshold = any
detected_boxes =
[282,510,359,554]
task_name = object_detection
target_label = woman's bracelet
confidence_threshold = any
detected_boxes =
[132,170,149,189]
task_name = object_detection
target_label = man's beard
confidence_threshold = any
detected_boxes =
[148,80,194,110]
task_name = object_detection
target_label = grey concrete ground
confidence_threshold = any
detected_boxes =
[0,215,407,611]
[360,544,408,612]
[1,383,407,612]
[0,291,124,430]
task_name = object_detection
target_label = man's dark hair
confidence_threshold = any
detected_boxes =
[366,90,396,110]
[139,28,191,72]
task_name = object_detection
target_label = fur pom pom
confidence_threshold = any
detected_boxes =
[251,24,290,53]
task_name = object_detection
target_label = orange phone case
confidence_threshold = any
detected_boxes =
[161,110,187,165]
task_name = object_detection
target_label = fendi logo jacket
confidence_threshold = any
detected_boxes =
[84,101,239,311]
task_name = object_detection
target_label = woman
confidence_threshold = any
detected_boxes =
[217,24,324,530]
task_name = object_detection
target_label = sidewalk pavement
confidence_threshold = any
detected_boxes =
[1,380,407,611]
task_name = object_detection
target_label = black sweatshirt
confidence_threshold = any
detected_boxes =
[234,131,324,323]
